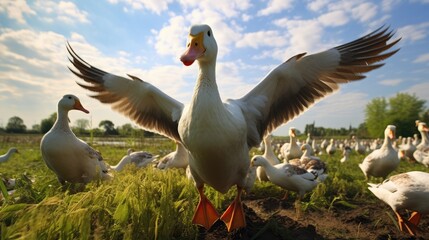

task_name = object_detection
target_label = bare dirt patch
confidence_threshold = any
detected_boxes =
[199,196,429,239]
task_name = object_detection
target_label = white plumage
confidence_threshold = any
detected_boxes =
[68,24,399,231]
[368,171,429,236]
[40,94,111,184]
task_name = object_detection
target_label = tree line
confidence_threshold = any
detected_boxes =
[2,93,428,138]
[1,113,155,137]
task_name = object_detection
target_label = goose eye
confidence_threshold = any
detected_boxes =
[207,31,211,37]
[68,96,72,99]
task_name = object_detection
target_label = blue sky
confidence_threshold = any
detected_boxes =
[1,0,428,136]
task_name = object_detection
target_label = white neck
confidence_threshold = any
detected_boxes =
[52,108,73,132]
[111,156,130,171]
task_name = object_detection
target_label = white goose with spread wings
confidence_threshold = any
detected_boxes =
[67,24,399,231]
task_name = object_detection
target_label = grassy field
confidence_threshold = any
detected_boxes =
[0,134,428,239]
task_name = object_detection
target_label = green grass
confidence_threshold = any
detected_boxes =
[1,135,428,239]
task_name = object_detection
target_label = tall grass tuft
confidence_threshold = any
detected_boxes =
[1,165,200,239]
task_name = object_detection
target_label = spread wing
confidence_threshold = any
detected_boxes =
[236,26,400,147]
[67,43,184,141]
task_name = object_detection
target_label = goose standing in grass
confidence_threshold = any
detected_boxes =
[289,143,328,181]
[368,171,429,236]
[352,136,366,155]
[251,155,319,218]
[68,24,399,231]
[0,148,19,163]
[340,146,352,163]
[326,139,337,155]
[156,141,189,170]
[282,127,303,161]
[400,137,416,161]
[110,148,158,171]
[414,121,429,165]
[40,94,111,184]
[257,134,281,181]
[359,125,400,180]
[299,144,328,181]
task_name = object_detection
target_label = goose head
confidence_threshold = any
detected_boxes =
[8,148,19,154]
[289,127,297,138]
[180,24,218,66]
[385,125,396,140]
[417,121,428,132]
[250,155,269,167]
[59,94,89,113]
[300,143,311,152]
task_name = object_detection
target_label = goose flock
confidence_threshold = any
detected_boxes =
[6,24,428,236]
[63,24,406,232]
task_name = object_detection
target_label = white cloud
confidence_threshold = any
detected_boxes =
[318,10,349,27]
[350,2,378,22]
[152,16,188,58]
[180,0,251,18]
[0,27,199,130]
[379,79,403,86]
[403,82,429,103]
[108,0,173,14]
[397,22,429,43]
[57,1,89,23]
[381,0,401,12]
[235,30,287,49]
[414,53,429,63]
[273,18,329,60]
[307,0,331,12]
[34,0,89,24]
[257,0,294,16]
[0,0,36,24]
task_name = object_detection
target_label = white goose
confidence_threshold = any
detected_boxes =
[298,143,328,181]
[414,121,429,165]
[282,127,303,161]
[359,125,400,180]
[68,24,399,231]
[400,137,416,161]
[352,136,366,155]
[368,171,429,236]
[340,146,352,163]
[326,138,337,155]
[0,148,19,163]
[251,155,319,218]
[110,148,158,171]
[257,134,281,181]
[156,141,189,170]
[40,94,111,184]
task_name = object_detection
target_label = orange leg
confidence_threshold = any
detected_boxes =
[395,211,418,236]
[220,186,246,232]
[192,186,219,230]
[408,211,421,226]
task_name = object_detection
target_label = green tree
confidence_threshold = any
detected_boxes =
[40,113,57,133]
[6,116,27,133]
[365,93,426,138]
[365,97,388,138]
[99,120,118,135]
[118,123,134,136]
[387,93,425,137]
[73,119,90,135]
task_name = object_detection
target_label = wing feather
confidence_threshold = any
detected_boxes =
[237,26,400,147]
[67,43,184,141]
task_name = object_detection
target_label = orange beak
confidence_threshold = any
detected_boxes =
[73,100,89,113]
[388,130,395,140]
[180,32,205,66]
